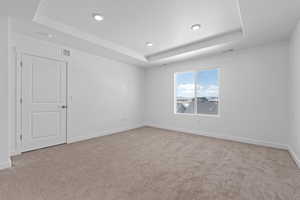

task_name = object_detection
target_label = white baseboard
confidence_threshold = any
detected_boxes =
[145,123,288,150]
[0,159,12,170]
[288,147,300,168]
[67,124,144,144]
[10,151,21,156]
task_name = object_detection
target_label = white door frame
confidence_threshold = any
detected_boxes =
[15,49,69,154]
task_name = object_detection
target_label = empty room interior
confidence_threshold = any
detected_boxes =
[1,0,300,199]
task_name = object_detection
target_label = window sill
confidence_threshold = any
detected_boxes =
[174,112,220,118]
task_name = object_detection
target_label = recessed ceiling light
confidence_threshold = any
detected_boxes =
[92,13,104,21]
[191,24,201,31]
[146,42,153,47]
[47,34,54,38]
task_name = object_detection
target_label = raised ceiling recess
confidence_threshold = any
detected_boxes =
[33,0,244,63]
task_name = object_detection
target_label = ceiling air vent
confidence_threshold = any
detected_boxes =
[63,49,71,56]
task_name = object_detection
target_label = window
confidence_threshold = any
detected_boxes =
[175,68,219,115]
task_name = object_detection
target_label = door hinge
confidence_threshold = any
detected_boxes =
[20,134,23,141]
[20,61,23,67]
[20,98,23,104]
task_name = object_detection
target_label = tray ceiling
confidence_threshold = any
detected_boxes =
[33,0,243,62]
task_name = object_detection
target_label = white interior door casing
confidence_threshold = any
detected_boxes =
[21,54,67,152]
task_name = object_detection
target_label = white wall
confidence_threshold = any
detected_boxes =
[0,17,11,169]
[289,20,300,166]
[144,42,290,148]
[67,48,144,142]
[10,34,144,153]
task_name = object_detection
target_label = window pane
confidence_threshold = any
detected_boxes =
[196,69,219,115]
[175,72,195,114]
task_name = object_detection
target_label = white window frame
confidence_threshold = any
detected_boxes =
[174,68,220,117]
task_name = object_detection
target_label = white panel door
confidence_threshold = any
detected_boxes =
[21,54,67,152]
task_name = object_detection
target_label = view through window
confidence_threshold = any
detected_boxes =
[175,69,219,115]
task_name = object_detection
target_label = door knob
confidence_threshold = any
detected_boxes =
[61,105,67,109]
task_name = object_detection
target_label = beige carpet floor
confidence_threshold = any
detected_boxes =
[0,127,300,200]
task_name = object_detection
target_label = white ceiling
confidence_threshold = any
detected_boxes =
[0,0,40,18]
[35,0,242,55]
[3,0,300,66]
